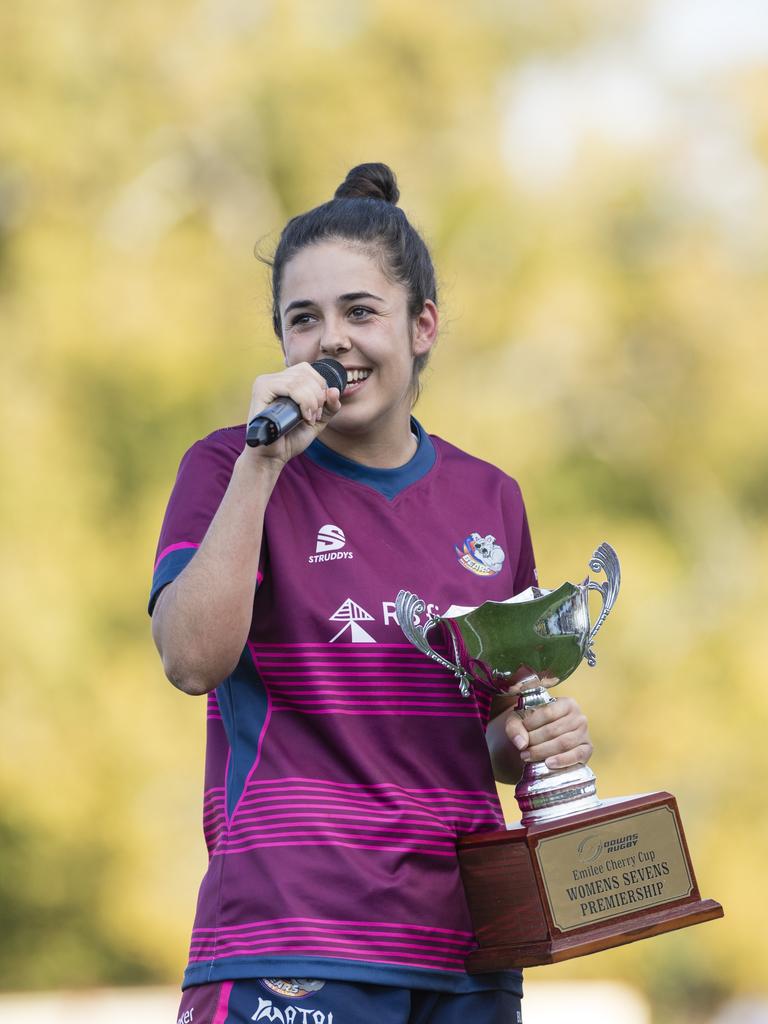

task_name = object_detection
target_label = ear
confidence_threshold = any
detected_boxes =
[411,300,439,358]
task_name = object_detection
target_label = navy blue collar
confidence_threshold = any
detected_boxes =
[303,418,436,500]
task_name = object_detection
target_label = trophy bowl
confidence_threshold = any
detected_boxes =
[396,542,620,698]
[396,543,621,824]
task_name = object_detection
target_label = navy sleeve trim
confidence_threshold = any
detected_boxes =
[148,544,199,615]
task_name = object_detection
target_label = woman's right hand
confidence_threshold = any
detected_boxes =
[244,362,342,464]
[154,362,342,696]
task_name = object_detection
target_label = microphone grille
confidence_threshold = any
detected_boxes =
[312,358,348,394]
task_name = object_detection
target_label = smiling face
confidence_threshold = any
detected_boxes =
[278,240,438,463]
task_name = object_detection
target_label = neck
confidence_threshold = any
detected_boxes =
[318,418,418,469]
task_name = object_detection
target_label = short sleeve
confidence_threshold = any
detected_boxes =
[500,476,537,596]
[148,432,241,615]
[513,502,537,594]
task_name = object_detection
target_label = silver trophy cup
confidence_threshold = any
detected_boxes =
[396,543,620,824]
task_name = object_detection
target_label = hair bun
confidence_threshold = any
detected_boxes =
[334,163,400,205]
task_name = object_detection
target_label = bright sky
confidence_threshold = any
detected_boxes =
[646,0,768,76]
[502,0,768,228]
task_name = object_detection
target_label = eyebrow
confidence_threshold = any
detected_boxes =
[283,291,385,316]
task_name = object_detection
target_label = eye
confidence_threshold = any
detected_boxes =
[348,306,373,320]
[288,312,316,328]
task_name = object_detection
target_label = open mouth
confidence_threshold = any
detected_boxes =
[342,368,372,395]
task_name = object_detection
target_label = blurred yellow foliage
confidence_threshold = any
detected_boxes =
[1,1,766,1019]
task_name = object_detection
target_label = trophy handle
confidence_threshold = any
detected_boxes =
[584,542,621,667]
[395,591,473,698]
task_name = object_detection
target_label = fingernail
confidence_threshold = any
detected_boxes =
[513,735,527,750]
[545,757,559,769]
[520,751,531,762]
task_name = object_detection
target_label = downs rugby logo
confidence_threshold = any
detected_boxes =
[577,835,604,864]
[456,532,505,577]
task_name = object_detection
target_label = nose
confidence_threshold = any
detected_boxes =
[319,318,352,356]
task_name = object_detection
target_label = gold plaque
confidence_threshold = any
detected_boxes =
[534,805,694,932]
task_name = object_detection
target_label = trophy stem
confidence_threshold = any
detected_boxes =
[514,686,600,825]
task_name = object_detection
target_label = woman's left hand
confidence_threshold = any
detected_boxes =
[504,696,593,771]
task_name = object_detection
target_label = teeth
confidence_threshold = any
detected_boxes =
[347,369,371,383]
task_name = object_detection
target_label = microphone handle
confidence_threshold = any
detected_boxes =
[245,358,347,448]
[246,396,301,447]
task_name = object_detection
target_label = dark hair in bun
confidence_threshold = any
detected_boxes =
[333,163,400,204]
[268,162,437,386]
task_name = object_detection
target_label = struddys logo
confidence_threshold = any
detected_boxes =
[309,524,353,565]
[456,532,505,577]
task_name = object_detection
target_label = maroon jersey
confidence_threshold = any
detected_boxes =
[150,421,536,994]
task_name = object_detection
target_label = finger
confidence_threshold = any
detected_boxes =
[525,720,589,755]
[505,710,530,752]
[317,388,341,422]
[294,382,327,424]
[324,387,342,414]
[523,704,587,747]
[249,370,325,423]
[522,729,593,767]
[544,741,594,771]
[521,696,578,726]
[284,386,323,425]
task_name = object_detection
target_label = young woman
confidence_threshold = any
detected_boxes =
[151,163,592,1024]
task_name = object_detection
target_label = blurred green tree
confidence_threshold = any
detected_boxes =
[1,1,766,1019]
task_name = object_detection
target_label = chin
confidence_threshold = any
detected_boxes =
[332,396,375,426]
[324,412,370,439]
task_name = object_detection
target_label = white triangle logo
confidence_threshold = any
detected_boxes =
[329,598,376,643]
[316,524,346,553]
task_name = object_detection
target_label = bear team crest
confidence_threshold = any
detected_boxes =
[456,532,505,577]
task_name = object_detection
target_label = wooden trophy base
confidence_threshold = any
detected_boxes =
[457,791,723,972]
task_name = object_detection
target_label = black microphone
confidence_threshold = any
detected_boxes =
[245,358,348,447]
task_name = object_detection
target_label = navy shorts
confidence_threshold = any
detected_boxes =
[176,977,523,1024]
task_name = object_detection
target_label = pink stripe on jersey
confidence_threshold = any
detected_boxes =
[153,540,199,572]
[194,916,474,938]
[192,933,468,957]
[222,749,232,828]
[236,776,501,803]
[262,671,455,680]
[218,775,502,857]
[191,945,466,970]
[212,980,234,1024]
[212,838,457,857]
[224,814,454,836]
[253,642,421,649]
[191,939,464,960]
[203,785,226,800]
[225,807,470,830]
[224,641,274,825]
[190,944,466,969]
[232,790,497,819]
[267,708,480,718]
[189,917,474,971]
[207,690,223,721]
[202,789,227,854]
[252,642,481,718]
